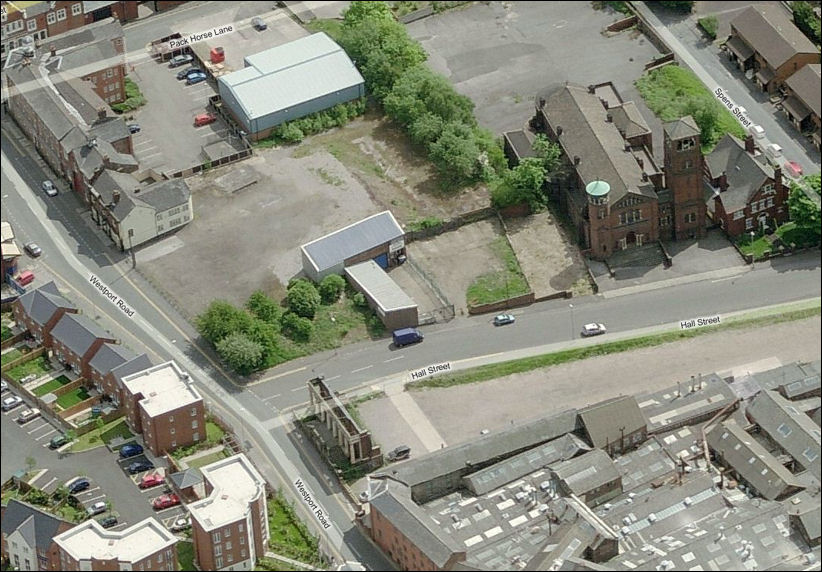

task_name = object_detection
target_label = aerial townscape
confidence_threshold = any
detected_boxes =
[1,1,820,571]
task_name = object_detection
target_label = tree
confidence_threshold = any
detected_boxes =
[216,332,264,375]
[246,291,281,324]
[280,312,314,342]
[25,456,36,472]
[409,112,445,147]
[429,122,481,186]
[196,300,252,344]
[532,134,563,178]
[286,280,321,319]
[384,65,474,128]
[682,98,720,148]
[319,275,346,304]
[788,183,821,240]
[341,1,394,28]
[277,123,305,143]
[492,158,547,210]
[658,1,693,12]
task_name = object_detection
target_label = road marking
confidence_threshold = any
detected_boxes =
[383,355,405,363]
[351,365,373,373]
[291,386,305,392]
[87,493,106,503]
[325,375,340,381]
[250,366,307,386]
[138,152,162,160]
[41,477,57,490]
[35,428,57,440]
[263,394,281,402]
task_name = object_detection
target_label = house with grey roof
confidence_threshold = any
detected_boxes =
[783,63,821,150]
[727,5,820,94]
[87,342,139,404]
[368,482,466,571]
[704,133,789,238]
[707,419,804,500]
[577,395,646,456]
[747,389,821,480]
[90,172,193,251]
[552,449,622,507]
[12,281,78,346]
[49,313,117,379]
[0,499,75,571]
[218,32,365,141]
[301,211,406,281]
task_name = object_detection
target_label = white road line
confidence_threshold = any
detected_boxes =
[351,365,373,373]
[325,375,341,381]
[41,477,57,490]
[383,355,405,363]
[35,428,57,440]
[138,152,162,160]
[87,493,106,503]
[263,394,281,402]
[291,386,305,392]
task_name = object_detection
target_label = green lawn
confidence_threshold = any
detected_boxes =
[1,348,24,366]
[110,77,146,113]
[466,237,530,305]
[6,356,52,381]
[177,541,195,571]
[206,420,225,444]
[267,493,323,566]
[33,375,72,396]
[56,388,90,409]
[304,19,343,41]
[737,235,771,258]
[635,65,746,152]
[71,418,132,452]
[187,449,229,469]
[1,323,12,342]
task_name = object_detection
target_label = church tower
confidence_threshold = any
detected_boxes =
[663,116,706,240]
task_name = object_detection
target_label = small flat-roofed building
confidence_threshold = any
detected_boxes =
[502,129,537,167]
[54,517,177,571]
[12,281,78,347]
[552,449,622,507]
[189,454,268,572]
[218,32,365,141]
[577,395,646,456]
[707,419,804,500]
[120,361,205,456]
[747,389,821,480]
[49,313,117,379]
[301,211,406,282]
[345,260,418,330]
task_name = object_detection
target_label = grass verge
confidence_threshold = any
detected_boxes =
[466,237,530,305]
[304,18,343,41]
[71,418,132,452]
[267,491,324,567]
[6,356,52,381]
[187,449,228,469]
[177,541,195,571]
[409,305,821,390]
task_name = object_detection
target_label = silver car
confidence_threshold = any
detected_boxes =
[581,323,607,337]
[41,180,58,197]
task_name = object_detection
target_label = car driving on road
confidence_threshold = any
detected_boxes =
[24,243,42,257]
[41,180,57,196]
[581,323,607,337]
[493,313,515,326]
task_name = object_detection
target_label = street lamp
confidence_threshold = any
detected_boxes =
[569,303,575,340]
[750,230,755,269]
[128,229,136,268]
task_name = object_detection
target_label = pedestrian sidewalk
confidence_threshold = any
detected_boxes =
[601,265,750,299]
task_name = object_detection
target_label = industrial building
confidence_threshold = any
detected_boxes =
[217,32,365,141]
[345,260,418,330]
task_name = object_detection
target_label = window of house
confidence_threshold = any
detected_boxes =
[215,557,223,569]
[27,19,37,31]
[47,12,57,24]
[192,431,199,441]
[169,415,174,423]
[171,440,176,447]
[684,159,693,169]
[733,210,744,220]
[762,183,775,195]
[8,19,24,32]
[1,9,6,22]
[72,3,82,16]
[751,201,759,213]
[170,428,175,435]
[226,541,232,550]
[677,138,694,151]
[158,553,163,563]
[192,419,198,429]
[241,549,247,558]
[619,213,626,225]
[685,213,696,223]
[239,535,245,545]
[106,69,113,78]
[57,8,66,21]
[745,218,753,230]
[170,217,182,226]
[157,224,164,232]
[213,532,222,543]
[766,197,774,208]
[214,545,222,556]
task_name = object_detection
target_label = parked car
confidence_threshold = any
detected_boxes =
[186,72,208,85]
[168,54,193,68]
[2,395,23,411]
[99,515,118,528]
[41,180,57,196]
[24,242,42,257]
[127,460,154,474]
[139,473,165,489]
[128,123,141,134]
[68,478,90,494]
[152,494,181,510]
[119,443,143,458]
[169,516,191,532]
[392,328,424,347]
[386,445,411,462]
[1,380,8,393]
[193,112,217,127]
[177,67,203,80]
[493,313,515,326]
[87,501,107,516]
[581,323,607,337]
[17,270,35,286]
[49,434,69,449]
[749,124,766,139]
[16,407,40,424]
[251,16,267,31]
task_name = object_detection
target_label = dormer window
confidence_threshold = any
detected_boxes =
[677,138,694,151]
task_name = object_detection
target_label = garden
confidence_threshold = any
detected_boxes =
[71,417,133,452]
[466,237,530,306]
[32,375,73,396]
[5,355,52,382]
[266,491,325,568]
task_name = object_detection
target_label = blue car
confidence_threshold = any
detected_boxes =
[119,443,143,458]
[68,478,90,494]
[186,72,207,85]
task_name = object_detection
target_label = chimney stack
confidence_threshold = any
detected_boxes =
[606,113,613,123]
[573,156,581,166]
[556,126,563,136]
[112,190,121,205]
[97,107,107,120]
[744,134,755,155]
[50,45,56,58]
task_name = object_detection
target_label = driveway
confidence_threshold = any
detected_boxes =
[407,1,664,135]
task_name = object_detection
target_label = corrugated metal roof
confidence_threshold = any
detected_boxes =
[219,32,364,122]
[345,261,416,311]
[552,449,620,496]
[302,211,404,275]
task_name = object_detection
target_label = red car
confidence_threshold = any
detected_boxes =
[139,473,165,489]
[193,112,217,127]
[152,493,180,510]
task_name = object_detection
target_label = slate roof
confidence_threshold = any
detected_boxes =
[552,449,621,497]
[731,5,819,70]
[169,468,203,489]
[390,410,578,490]
[44,18,123,53]
[6,64,75,140]
[747,390,821,480]
[610,101,652,139]
[707,419,803,500]
[16,281,76,326]
[89,118,131,145]
[638,372,735,433]
[538,84,657,204]
[50,313,115,357]
[663,115,700,140]
[369,484,464,568]
[1,499,73,552]
[578,395,646,450]
[92,169,141,220]
[110,354,153,386]
[785,64,821,119]
[705,134,774,213]
[138,178,191,213]
[302,211,404,276]
[53,75,107,126]
[88,343,137,377]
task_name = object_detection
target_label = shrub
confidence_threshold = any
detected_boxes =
[278,123,305,143]
[352,292,368,308]
[319,275,346,304]
[280,312,314,342]
[286,280,321,319]
[698,16,718,40]
[246,291,281,324]
[216,332,263,375]
[196,300,253,344]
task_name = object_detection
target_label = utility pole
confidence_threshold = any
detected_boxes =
[128,229,136,268]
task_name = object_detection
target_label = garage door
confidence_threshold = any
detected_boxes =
[373,253,389,268]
